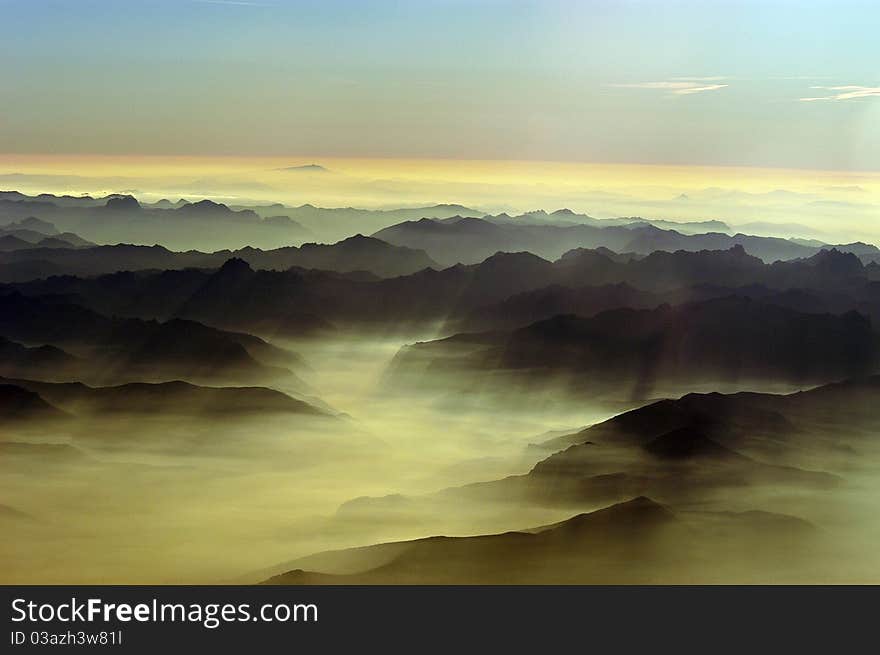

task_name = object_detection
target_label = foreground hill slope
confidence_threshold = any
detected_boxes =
[261,497,817,584]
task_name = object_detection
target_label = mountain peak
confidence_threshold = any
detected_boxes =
[217,257,254,276]
[643,426,739,460]
[104,195,140,211]
[338,234,378,246]
[179,199,229,213]
[547,496,676,535]
[805,248,863,275]
[479,251,549,267]
[276,164,328,173]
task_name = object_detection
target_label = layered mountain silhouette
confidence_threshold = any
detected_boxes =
[0,292,302,385]
[373,215,879,266]
[391,297,877,399]
[0,234,437,282]
[0,192,309,250]
[230,202,483,244]
[0,337,80,379]
[6,246,878,339]
[1,215,93,252]
[479,209,729,234]
[0,377,328,418]
[0,191,484,250]
[6,190,878,267]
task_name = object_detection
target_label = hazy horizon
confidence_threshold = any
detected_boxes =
[3,155,880,244]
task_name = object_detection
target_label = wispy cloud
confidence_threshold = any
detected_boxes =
[799,85,880,101]
[611,81,729,96]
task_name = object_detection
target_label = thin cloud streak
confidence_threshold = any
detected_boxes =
[612,81,729,96]
[670,76,729,82]
[676,84,728,95]
[800,85,880,101]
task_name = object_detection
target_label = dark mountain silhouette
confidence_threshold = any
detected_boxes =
[6,245,879,339]
[0,293,301,385]
[260,497,817,584]
[263,497,677,584]
[455,282,659,331]
[373,215,877,266]
[103,195,141,212]
[0,216,95,254]
[170,258,334,337]
[642,426,743,460]
[0,337,80,380]
[257,234,437,278]
[393,297,878,397]
[539,390,796,451]
[0,377,328,417]
[0,384,67,422]
[0,234,437,282]
[0,235,34,251]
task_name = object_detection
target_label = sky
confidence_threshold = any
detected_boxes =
[2,0,879,171]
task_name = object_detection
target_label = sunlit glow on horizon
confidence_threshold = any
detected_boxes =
[2,154,878,242]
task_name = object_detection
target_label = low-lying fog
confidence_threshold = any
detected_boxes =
[4,330,880,584]
[0,331,620,584]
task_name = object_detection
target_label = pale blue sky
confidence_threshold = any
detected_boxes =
[2,0,878,169]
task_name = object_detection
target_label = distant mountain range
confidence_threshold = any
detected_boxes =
[479,208,731,234]
[0,233,437,282]
[227,202,484,244]
[1,215,94,253]
[0,190,485,250]
[373,215,880,266]
[0,191,312,251]
[7,189,872,264]
[4,245,879,343]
